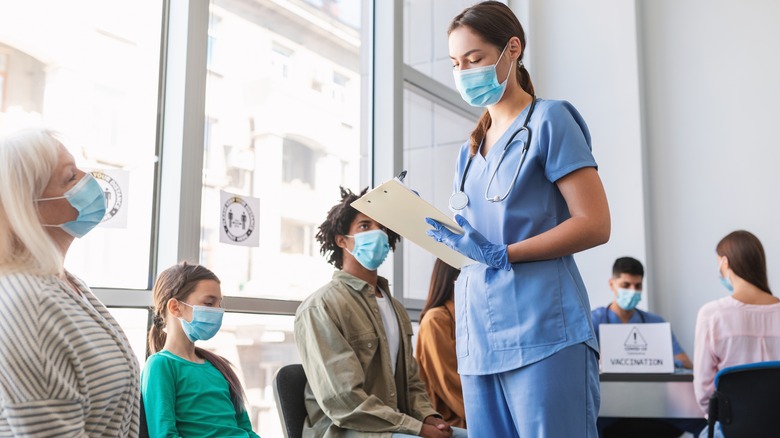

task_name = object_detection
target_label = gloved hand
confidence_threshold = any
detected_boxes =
[425,214,511,271]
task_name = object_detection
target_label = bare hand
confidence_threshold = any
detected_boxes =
[420,424,452,438]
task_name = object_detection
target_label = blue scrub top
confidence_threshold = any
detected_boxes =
[591,306,686,361]
[453,99,599,375]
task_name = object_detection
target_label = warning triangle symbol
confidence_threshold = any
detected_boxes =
[624,327,648,347]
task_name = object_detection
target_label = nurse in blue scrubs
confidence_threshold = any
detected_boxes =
[425,2,611,437]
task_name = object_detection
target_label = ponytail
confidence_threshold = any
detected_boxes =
[517,62,535,96]
[469,111,492,155]
[148,312,167,356]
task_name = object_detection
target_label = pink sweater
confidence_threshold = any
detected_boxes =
[693,295,780,414]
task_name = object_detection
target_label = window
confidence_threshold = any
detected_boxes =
[0,1,163,290]
[403,0,492,91]
[282,139,316,188]
[106,308,150,368]
[402,90,475,300]
[207,14,222,69]
[398,1,483,303]
[271,43,293,79]
[332,71,349,103]
[198,313,300,438]
[202,0,365,300]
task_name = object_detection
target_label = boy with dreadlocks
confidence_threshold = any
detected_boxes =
[294,187,468,438]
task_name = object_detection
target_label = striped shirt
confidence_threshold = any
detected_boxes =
[0,272,140,437]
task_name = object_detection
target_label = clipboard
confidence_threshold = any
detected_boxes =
[351,178,476,268]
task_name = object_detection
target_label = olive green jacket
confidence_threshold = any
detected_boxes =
[294,271,438,437]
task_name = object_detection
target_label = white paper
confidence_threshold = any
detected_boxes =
[91,169,129,228]
[351,179,476,269]
[219,190,260,247]
[600,322,675,373]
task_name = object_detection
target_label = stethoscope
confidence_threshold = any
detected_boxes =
[602,303,646,324]
[449,96,537,211]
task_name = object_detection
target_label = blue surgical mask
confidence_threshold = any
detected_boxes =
[719,276,734,293]
[37,173,106,238]
[718,258,734,293]
[346,229,390,271]
[453,44,512,107]
[178,301,225,342]
[616,288,642,311]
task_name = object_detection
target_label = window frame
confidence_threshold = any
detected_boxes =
[91,0,498,326]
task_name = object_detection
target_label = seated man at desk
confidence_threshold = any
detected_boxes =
[294,187,467,438]
[592,256,693,369]
[594,257,703,438]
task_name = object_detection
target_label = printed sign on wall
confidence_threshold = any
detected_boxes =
[600,323,675,373]
[219,190,260,247]
[91,169,129,228]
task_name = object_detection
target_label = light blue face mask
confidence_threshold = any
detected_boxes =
[453,43,512,107]
[718,259,734,293]
[37,173,107,238]
[616,288,642,311]
[346,229,390,271]
[178,301,225,342]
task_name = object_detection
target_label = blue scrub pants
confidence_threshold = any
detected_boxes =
[460,342,599,438]
[392,426,468,437]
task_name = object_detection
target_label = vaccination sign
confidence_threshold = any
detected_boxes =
[219,190,260,247]
[600,323,674,373]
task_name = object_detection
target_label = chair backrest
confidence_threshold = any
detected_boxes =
[708,361,780,438]
[273,364,309,438]
[139,395,149,438]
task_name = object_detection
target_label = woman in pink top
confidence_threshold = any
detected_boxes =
[693,230,780,419]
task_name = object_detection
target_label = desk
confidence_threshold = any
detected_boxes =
[599,373,703,419]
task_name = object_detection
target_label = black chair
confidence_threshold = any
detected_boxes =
[139,395,149,438]
[707,360,780,438]
[273,364,309,438]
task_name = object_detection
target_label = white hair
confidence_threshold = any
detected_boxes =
[0,128,64,275]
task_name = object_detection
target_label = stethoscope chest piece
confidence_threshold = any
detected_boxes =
[449,96,537,212]
[449,191,469,211]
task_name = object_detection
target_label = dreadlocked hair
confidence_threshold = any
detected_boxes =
[316,186,400,269]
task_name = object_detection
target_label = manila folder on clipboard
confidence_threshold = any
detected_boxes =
[351,179,476,269]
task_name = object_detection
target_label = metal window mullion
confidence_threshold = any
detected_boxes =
[372,0,405,299]
[92,288,300,315]
[156,0,209,273]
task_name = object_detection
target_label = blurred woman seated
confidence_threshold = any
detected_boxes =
[415,259,465,428]
[694,230,780,437]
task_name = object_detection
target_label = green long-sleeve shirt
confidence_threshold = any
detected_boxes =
[141,350,260,438]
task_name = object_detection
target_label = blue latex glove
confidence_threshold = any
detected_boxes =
[425,214,511,271]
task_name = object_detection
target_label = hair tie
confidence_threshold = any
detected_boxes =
[153,314,165,329]
[518,60,525,69]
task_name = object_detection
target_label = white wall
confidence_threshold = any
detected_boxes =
[514,0,780,355]
[640,0,780,353]
[524,0,649,309]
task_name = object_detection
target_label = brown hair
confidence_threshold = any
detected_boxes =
[420,259,460,320]
[315,186,400,269]
[148,261,247,412]
[449,1,535,155]
[716,230,772,295]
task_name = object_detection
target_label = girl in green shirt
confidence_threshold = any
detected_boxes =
[141,262,260,438]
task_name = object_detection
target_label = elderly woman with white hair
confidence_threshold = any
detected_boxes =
[0,128,140,437]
